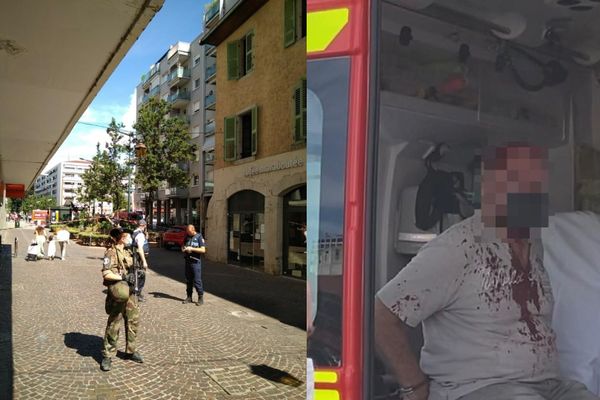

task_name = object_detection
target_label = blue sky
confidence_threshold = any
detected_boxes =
[44,0,211,172]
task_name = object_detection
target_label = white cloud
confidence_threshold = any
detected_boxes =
[121,90,137,131]
[42,98,137,173]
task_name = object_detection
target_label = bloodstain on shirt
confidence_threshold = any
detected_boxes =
[509,244,543,342]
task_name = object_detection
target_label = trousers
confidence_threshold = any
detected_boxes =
[102,294,139,358]
[185,259,203,297]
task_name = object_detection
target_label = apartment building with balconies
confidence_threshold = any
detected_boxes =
[135,32,217,228]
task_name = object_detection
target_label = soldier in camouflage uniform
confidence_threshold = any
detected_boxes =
[100,228,144,371]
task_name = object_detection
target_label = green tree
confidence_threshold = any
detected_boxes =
[78,120,130,215]
[133,97,196,222]
[104,118,130,212]
[21,192,56,213]
[78,143,110,215]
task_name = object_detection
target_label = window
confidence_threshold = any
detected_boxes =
[194,55,201,66]
[191,125,201,139]
[193,174,200,186]
[306,58,350,367]
[193,101,201,114]
[194,78,201,90]
[227,31,254,80]
[224,106,258,161]
[293,78,307,143]
[284,0,306,47]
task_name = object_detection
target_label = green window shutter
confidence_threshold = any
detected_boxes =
[245,32,254,72]
[293,82,302,142]
[251,106,258,156]
[284,0,296,48]
[224,116,237,161]
[227,41,240,80]
[301,78,307,141]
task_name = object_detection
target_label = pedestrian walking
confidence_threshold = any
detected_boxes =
[34,226,46,259]
[47,234,56,260]
[56,226,70,260]
[132,220,149,302]
[100,227,144,372]
[181,224,206,306]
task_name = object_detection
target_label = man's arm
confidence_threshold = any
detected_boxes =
[135,234,148,268]
[188,246,206,254]
[374,297,429,399]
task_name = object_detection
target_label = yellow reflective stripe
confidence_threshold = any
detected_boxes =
[315,370,338,383]
[307,8,349,53]
[315,389,341,400]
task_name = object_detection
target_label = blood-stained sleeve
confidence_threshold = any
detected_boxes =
[376,236,467,327]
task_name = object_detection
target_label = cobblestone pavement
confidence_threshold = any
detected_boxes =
[0,227,306,400]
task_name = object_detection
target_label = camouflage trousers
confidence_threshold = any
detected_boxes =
[102,294,139,358]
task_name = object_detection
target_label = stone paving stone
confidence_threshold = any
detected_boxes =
[2,227,306,399]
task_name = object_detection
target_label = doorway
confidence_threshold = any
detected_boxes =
[227,190,265,270]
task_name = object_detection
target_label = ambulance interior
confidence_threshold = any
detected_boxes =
[373,0,600,397]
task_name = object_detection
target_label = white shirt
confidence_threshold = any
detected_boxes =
[134,229,146,249]
[377,215,558,400]
[56,229,70,242]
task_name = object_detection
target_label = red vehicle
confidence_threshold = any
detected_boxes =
[115,210,144,223]
[308,0,600,399]
[161,225,187,249]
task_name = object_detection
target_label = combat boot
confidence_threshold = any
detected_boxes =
[196,295,204,306]
[126,352,144,363]
[182,296,193,304]
[100,357,111,371]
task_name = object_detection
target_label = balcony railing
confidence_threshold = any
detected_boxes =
[142,86,161,103]
[205,64,216,81]
[168,91,190,103]
[205,45,216,57]
[166,187,189,198]
[168,67,191,84]
[205,120,215,135]
[204,1,219,28]
[141,65,159,86]
[205,93,216,109]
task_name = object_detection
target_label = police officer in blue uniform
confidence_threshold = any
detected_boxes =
[181,224,206,305]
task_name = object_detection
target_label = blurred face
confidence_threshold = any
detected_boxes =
[481,145,549,240]
[186,224,196,236]
[122,233,132,246]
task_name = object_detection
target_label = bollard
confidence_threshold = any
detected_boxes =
[14,237,18,258]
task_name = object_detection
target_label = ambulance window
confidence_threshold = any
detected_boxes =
[307,57,350,367]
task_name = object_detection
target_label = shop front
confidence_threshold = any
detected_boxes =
[206,149,306,276]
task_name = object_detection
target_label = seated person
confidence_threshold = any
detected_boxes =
[374,143,599,400]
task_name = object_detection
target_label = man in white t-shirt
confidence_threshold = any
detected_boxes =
[375,144,599,400]
[132,220,149,302]
[56,227,70,260]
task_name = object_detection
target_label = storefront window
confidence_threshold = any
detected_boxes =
[283,185,307,279]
